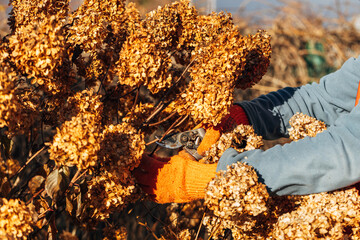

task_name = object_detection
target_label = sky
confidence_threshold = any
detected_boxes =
[195,0,360,18]
[1,0,359,20]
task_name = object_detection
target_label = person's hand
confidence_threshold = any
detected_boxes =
[133,104,249,203]
[197,104,250,156]
[133,153,217,203]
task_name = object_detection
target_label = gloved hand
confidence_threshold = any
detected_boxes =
[133,153,217,203]
[197,104,250,156]
[133,104,249,203]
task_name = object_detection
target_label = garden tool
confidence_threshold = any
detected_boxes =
[155,128,206,160]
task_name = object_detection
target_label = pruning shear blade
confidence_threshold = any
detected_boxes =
[155,128,206,151]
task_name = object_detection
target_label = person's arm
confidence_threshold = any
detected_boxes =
[240,56,360,140]
[217,56,360,196]
[218,105,360,196]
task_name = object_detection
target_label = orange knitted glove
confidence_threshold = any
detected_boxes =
[197,104,250,156]
[133,153,217,203]
[133,105,249,203]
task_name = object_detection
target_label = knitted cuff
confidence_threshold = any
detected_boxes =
[184,160,217,201]
[218,105,250,132]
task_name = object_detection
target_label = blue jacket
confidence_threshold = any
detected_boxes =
[217,56,360,196]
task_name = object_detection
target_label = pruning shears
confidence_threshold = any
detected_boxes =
[155,128,206,161]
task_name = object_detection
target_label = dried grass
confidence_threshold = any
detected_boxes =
[233,0,360,101]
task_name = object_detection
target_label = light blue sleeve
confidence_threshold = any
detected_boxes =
[217,56,360,196]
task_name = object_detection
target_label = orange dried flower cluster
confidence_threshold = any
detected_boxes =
[0,198,35,240]
[177,30,271,125]
[122,103,155,128]
[179,11,234,52]
[8,15,74,94]
[68,1,141,88]
[271,188,360,239]
[98,123,145,178]
[67,0,137,53]
[164,201,205,238]
[203,124,263,164]
[49,100,145,220]
[102,225,127,240]
[52,122,145,221]
[85,169,139,221]
[67,89,104,117]
[235,31,272,89]
[116,36,173,94]
[0,158,21,178]
[49,89,105,170]
[115,0,238,95]
[116,1,196,94]
[288,112,327,140]
[204,162,269,239]
[8,0,69,32]
[0,58,35,136]
[49,112,102,170]
[142,2,184,50]
[0,65,20,127]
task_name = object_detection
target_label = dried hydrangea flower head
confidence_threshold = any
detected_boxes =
[270,188,360,239]
[68,1,141,88]
[84,169,139,221]
[116,0,192,94]
[203,124,263,164]
[164,201,205,239]
[142,1,187,51]
[8,0,69,32]
[48,89,104,170]
[49,112,103,170]
[288,112,327,140]
[81,122,144,221]
[66,89,104,118]
[116,0,234,94]
[177,30,271,125]
[8,15,74,94]
[177,11,234,65]
[0,65,20,127]
[102,225,127,240]
[68,0,138,54]
[204,162,269,239]
[235,30,272,89]
[0,158,21,179]
[0,60,36,136]
[0,198,35,240]
[98,123,145,180]
[116,34,173,94]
